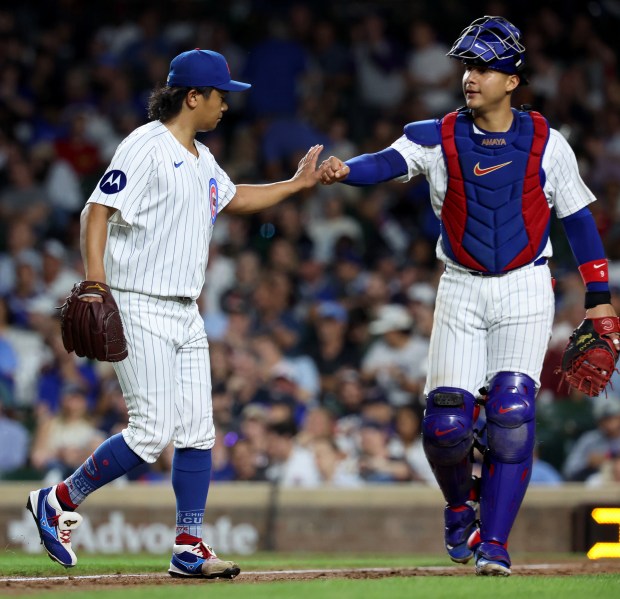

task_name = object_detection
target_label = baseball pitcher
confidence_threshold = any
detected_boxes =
[27,49,323,579]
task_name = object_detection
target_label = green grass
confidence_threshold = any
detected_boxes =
[2,551,620,599]
[12,575,620,599]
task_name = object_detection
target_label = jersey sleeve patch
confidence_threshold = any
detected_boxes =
[99,170,127,194]
[404,119,442,146]
[209,178,218,224]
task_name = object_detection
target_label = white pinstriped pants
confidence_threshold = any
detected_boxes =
[425,260,555,396]
[112,290,214,463]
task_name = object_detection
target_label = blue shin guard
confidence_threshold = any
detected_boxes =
[423,387,476,505]
[479,372,536,545]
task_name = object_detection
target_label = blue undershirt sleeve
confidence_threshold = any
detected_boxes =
[560,206,608,292]
[560,206,605,263]
[343,148,408,186]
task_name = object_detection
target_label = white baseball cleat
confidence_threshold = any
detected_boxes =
[26,485,83,567]
[168,541,240,579]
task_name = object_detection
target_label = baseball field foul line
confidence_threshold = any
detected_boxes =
[0,564,564,583]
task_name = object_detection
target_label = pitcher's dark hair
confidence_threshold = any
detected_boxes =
[147,86,214,122]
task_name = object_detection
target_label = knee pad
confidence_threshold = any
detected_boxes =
[485,372,536,463]
[423,387,476,467]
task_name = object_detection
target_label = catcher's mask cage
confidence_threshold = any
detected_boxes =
[447,15,528,85]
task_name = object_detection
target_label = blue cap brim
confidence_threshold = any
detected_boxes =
[217,80,251,92]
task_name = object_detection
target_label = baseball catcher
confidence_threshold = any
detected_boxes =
[561,316,620,397]
[319,13,620,577]
[60,280,128,362]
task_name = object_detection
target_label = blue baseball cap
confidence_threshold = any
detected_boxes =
[317,301,348,323]
[166,49,251,91]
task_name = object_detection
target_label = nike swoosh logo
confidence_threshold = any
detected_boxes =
[174,161,184,168]
[435,427,458,436]
[498,406,518,414]
[593,262,605,269]
[473,161,512,176]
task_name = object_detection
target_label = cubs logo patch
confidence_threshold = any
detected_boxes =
[99,170,127,194]
[84,454,102,481]
[209,178,218,224]
[601,318,615,332]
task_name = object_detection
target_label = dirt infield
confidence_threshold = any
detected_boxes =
[2,560,620,594]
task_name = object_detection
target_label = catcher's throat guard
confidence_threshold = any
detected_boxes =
[560,317,620,397]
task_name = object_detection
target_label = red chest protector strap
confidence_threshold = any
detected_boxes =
[440,111,550,272]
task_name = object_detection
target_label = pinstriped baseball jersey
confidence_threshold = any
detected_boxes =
[87,121,236,299]
[391,127,595,265]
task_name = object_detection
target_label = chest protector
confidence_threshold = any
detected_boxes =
[440,108,550,273]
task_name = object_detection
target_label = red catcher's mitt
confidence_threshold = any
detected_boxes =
[561,317,620,397]
[60,281,128,362]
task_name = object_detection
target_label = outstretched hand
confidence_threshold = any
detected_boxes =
[319,155,350,185]
[292,145,324,189]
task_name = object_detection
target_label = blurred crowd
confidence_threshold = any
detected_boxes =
[1,0,620,488]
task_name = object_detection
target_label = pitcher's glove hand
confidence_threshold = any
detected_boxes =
[60,281,128,362]
[561,317,620,397]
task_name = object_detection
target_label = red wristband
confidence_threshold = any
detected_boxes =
[578,259,608,285]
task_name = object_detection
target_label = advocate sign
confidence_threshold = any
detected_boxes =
[8,509,259,555]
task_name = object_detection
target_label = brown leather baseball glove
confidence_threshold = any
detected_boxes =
[60,281,128,362]
[560,317,620,397]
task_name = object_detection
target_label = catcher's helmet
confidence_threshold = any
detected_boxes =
[447,16,528,84]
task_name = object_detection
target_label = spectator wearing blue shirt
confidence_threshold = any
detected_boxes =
[0,297,18,404]
[530,446,563,486]
[0,403,29,477]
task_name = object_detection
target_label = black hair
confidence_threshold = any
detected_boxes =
[147,85,214,122]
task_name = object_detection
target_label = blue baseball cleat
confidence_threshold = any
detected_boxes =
[26,485,83,567]
[445,503,478,564]
[168,542,240,579]
[475,541,512,576]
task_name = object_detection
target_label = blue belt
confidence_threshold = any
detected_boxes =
[467,257,547,277]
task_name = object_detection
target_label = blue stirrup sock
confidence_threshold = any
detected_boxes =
[57,433,145,509]
[172,448,212,545]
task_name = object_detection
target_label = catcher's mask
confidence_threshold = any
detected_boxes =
[447,15,528,85]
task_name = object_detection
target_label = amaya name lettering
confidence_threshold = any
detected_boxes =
[481,138,507,146]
